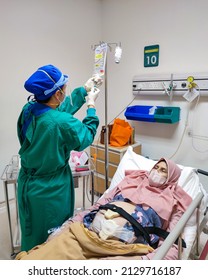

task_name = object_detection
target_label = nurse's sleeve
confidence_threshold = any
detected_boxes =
[59,87,87,115]
[61,107,99,151]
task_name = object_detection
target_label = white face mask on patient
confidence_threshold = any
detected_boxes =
[148,169,166,187]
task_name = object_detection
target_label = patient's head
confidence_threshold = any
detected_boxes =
[148,158,181,188]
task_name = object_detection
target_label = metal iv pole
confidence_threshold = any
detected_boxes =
[104,57,109,190]
[91,42,122,190]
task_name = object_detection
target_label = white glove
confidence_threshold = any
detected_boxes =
[84,74,103,92]
[93,74,103,87]
[87,87,100,107]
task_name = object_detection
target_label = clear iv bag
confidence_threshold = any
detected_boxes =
[93,42,108,76]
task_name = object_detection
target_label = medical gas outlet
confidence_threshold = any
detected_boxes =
[132,74,208,96]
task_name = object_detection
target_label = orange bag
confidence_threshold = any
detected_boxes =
[110,118,133,147]
[100,124,113,144]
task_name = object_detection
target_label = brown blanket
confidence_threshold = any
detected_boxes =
[16,222,153,260]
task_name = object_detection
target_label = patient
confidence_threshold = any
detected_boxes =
[16,158,192,260]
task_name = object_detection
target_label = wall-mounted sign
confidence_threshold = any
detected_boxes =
[144,44,159,67]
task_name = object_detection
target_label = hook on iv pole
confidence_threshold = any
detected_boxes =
[162,73,176,101]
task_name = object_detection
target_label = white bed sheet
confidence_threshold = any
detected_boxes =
[107,146,208,259]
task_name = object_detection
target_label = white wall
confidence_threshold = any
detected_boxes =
[0,0,102,202]
[100,0,208,189]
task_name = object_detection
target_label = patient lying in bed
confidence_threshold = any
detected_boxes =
[16,157,192,260]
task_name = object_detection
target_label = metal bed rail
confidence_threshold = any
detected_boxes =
[152,192,204,260]
[153,168,208,260]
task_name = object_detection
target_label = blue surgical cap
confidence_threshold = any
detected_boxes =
[24,64,69,101]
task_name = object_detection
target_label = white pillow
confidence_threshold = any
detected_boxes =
[108,146,204,197]
[107,146,207,223]
[108,146,156,192]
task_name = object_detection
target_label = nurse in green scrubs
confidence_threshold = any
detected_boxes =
[17,64,102,251]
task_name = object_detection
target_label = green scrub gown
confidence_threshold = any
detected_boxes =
[17,87,99,251]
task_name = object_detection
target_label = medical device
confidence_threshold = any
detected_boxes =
[92,42,122,190]
[93,42,108,76]
[132,73,208,97]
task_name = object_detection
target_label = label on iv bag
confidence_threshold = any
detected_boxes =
[93,43,108,76]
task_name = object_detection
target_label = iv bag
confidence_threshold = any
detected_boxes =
[93,43,108,76]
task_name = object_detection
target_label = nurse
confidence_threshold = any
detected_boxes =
[17,64,102,251]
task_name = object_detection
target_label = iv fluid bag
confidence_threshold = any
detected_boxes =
[93,43,108,76]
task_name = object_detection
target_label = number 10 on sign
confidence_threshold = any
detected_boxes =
[144,45,159,67]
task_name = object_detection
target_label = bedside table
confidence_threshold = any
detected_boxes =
[90,142,141,195]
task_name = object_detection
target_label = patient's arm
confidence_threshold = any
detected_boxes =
[141,208,183,260]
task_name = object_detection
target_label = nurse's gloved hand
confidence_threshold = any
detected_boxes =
[93,74,103,87]
[87,87,100,107]
[84,74,103,92]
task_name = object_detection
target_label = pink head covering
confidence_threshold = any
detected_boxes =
[113,158,192,222]
[149,158,181,188]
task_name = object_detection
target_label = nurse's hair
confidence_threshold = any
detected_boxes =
[27,84,64,104]
[27,94,51,104]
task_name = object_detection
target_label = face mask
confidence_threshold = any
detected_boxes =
[57,92,66,106]
[148,169,166,187]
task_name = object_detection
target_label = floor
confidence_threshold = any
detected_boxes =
[0,182,207,260]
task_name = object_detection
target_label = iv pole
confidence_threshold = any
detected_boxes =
[104,56,109,190]
[91,42,122,190]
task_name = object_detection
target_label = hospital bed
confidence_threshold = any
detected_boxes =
[105,146,208,260]
[15,147,208,260]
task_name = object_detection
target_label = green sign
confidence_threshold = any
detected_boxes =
[144,44,159,67]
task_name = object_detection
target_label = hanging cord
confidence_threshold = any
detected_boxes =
[169,85,200,159]
[191,133,208,153]
[169,105,190,159]
[190,85,200,130]
[108,95,137,125]
[91,96,137,194]
[169,84,208,158]
[190,87,208,153]
[95,95,137,145]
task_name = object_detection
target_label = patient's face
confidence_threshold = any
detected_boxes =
[153,161,168,179]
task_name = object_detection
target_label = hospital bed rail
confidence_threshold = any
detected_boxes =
[152,168,208,260]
